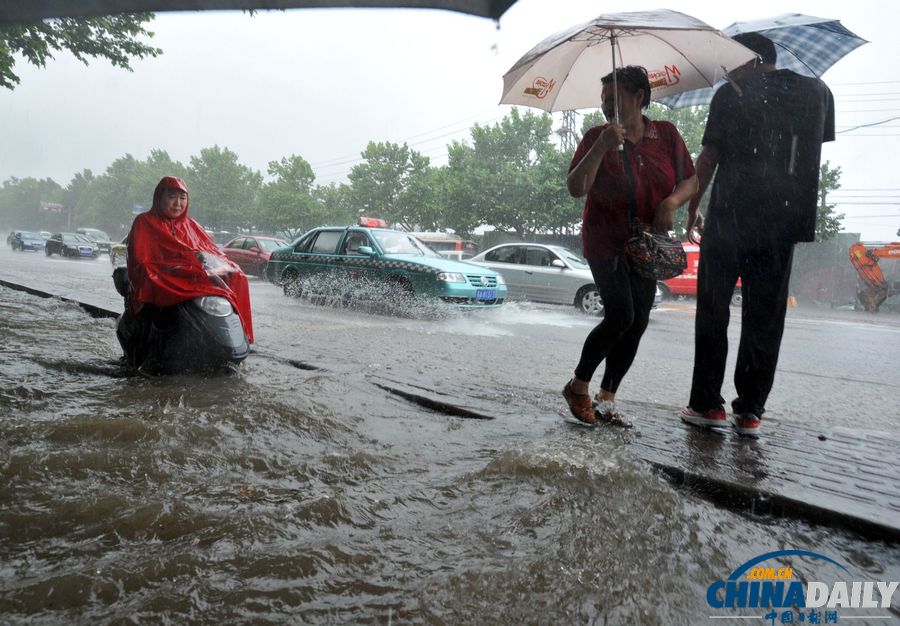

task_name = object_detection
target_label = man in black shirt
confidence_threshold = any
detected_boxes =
[680,32,835,437]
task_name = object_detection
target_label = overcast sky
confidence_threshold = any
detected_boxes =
[1,0,897,241]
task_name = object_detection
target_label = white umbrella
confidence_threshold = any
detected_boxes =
[500,9,757,114]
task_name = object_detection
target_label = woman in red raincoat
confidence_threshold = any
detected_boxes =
[119,177,253,367]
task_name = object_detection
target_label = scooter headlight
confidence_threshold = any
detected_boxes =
[196,296,233,317]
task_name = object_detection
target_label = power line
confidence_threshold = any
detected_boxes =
[309,111,504,169]
[830,80,900,86]
[836,115,900,134]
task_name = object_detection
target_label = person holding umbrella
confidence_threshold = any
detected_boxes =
[680,33,835,437]
[562,65,697,426]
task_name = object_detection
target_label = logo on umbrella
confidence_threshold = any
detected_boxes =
[523,77,556,99]
[648,65,682,90]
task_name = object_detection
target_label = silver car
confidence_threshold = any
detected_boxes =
[468,243,604,315]
[469,242,663,316]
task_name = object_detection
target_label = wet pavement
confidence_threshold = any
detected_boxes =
[1,246,899,624]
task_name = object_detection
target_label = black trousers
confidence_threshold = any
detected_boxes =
[574,257,657,393]
[689,233,795,417]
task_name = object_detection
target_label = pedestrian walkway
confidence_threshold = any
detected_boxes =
[372,375,900,542]
[627,400,900,542]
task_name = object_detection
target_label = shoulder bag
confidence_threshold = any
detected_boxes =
[620,144,688,281]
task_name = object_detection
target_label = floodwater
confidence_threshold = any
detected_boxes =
[1,250,899,624]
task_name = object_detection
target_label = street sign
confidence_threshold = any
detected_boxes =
[40,202,65,213]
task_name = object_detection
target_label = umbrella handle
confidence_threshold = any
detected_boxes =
[611,34,624,152]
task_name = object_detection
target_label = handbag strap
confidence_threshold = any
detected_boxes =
[620,143,640,229]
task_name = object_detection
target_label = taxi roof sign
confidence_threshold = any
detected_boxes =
[358,217,388,228]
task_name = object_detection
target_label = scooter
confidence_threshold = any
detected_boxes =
[112,266,250,375]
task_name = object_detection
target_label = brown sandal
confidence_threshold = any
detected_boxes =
[562,381,597,425]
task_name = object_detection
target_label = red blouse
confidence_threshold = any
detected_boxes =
[570,117,695,261]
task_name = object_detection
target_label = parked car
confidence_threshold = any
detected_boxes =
[468,243,605,315]
[221,235,289,278]
[266,218,506,309]
[76,227,114,254]
[469,242,663,315]
[658,242,742,306]
[9,230,46,252]
[44,233,98,258]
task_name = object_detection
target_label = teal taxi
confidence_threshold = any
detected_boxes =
[266,219,506,308]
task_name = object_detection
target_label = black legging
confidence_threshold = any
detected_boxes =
[574,257,658,393]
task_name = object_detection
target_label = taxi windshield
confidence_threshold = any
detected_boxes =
[371,230,438,256]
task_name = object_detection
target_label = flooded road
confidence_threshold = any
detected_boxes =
[1,246,899,624]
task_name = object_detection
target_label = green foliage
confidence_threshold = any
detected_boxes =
[258,155,325,238]
[0,176,64,231]
[71,150,187,237]
[448,107,572,238]
[816,160,845,241]
[346,141,432,231]
[0,107,851,247]
[188,146,262,231]
[0,15,161,90]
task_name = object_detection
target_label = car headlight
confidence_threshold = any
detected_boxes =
[494,274,505,285]
[437,272,466,283]
[196,296,233,317]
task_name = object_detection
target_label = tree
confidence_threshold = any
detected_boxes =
[313,183,356,231]
[64,169,94,230]
[1,15,161,90]
[346,141,432,231]
[446,107,570,238]
[816,160,844,241]
[257,154,320,238]
[73,150,187,237]
[438,145,484,238]
[0,176,65,231]
[188,146,262,231]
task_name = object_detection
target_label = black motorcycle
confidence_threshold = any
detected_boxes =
[113,266,250,375]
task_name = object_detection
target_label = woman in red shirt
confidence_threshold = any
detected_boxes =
[563,66,697,426]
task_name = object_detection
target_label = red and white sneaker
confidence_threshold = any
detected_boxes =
[733,413,761,438]
[680,406,728,429]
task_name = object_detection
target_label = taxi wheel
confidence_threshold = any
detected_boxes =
[45,246,52,257]
[576,285,604,316]
[282,270,302,298]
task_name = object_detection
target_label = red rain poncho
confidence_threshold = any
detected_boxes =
[126,177,254,343]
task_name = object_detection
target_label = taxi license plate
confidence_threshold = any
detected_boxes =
[475,289,495,300]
